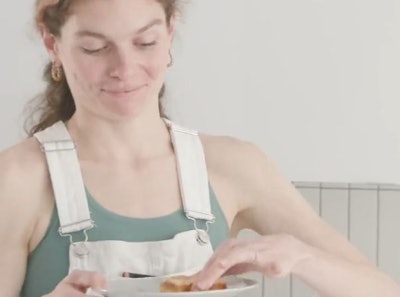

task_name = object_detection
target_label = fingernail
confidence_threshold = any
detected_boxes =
[196,280,209,290]
[88,288,108,297]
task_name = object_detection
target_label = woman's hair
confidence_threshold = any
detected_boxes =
[26,0,179,136]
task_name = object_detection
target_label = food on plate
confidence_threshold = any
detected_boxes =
[160,275,227,292]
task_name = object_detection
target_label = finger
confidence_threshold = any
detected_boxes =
[192,240,241,290]
[224,263,256,275]
[203,238,266,274]
[194,244,257,290]
[64,270,107,292]
[199,238,247,274]
[52,283,87,297]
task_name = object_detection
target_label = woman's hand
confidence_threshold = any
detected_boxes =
[42,270,107,297]
[193,234,312,290]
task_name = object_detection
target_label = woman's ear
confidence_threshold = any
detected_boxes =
[167,17,177,41]
[41,26,60,61]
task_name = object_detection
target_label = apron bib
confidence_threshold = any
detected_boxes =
[34,120,215,278]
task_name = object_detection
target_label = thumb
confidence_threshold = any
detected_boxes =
[65,270,107,292]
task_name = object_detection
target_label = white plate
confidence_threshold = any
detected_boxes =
[107,275,259,297]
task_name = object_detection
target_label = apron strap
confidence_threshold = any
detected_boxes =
[165,119,215,223]
[34,121,93,235]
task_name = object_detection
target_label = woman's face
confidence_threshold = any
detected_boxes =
[52,0,174,120]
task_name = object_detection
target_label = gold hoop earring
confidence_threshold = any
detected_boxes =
[51,61,63,82]
[167,50,173,67]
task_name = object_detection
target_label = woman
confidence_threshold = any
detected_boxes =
[0,0,398,296]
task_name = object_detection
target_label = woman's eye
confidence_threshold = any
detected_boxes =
[139,41,157,47]
[81,47,107,54]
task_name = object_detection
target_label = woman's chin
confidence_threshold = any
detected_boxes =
[100,92,151,117]
[106,105,146,120]
[102,99,153,120]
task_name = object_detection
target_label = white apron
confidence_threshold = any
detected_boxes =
[34,120,215,279]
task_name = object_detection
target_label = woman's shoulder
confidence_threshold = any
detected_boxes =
[0,136,45,169]
[200,133,272,174]
[0,137,48,196]
[0,137,52,247]
[199,134,276,211]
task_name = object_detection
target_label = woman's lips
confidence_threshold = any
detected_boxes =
[102,85,146,96]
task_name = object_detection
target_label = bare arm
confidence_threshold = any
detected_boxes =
[236,145,368,263]
[197,138,400,296]
[0,214,28,297]
[0,140,108,297]
[0,148,35,297]
[294,244,400,297]
[243,143,400,296]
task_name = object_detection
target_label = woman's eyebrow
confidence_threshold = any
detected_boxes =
[75,19,164,39]
[75,30,106,39]
[136,18,164,34]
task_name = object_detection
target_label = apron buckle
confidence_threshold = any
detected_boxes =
[186,215,213,246]
[72,242,90,258]
[59,222,94,257]
[196,230,211,246]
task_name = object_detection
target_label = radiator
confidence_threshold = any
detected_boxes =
[238,182,400,297]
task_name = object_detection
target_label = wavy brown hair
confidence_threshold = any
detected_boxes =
[26,0,179,136]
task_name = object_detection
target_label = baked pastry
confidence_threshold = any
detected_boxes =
[160,275,227,292]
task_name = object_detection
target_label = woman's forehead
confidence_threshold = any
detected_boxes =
[62,0,167,37]
[68,0,165,25]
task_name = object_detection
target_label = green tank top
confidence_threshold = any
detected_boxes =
[20,187,229,297]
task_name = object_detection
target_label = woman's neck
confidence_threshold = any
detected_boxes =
[66,112,173,163]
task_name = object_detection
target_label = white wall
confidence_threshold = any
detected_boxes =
[0,1,46,145]
[2,0,400,183]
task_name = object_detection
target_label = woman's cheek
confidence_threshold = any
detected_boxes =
[147,51,170,78]
[73,58,105,83]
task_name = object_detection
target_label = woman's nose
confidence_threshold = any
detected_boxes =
[108,50,140,80]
